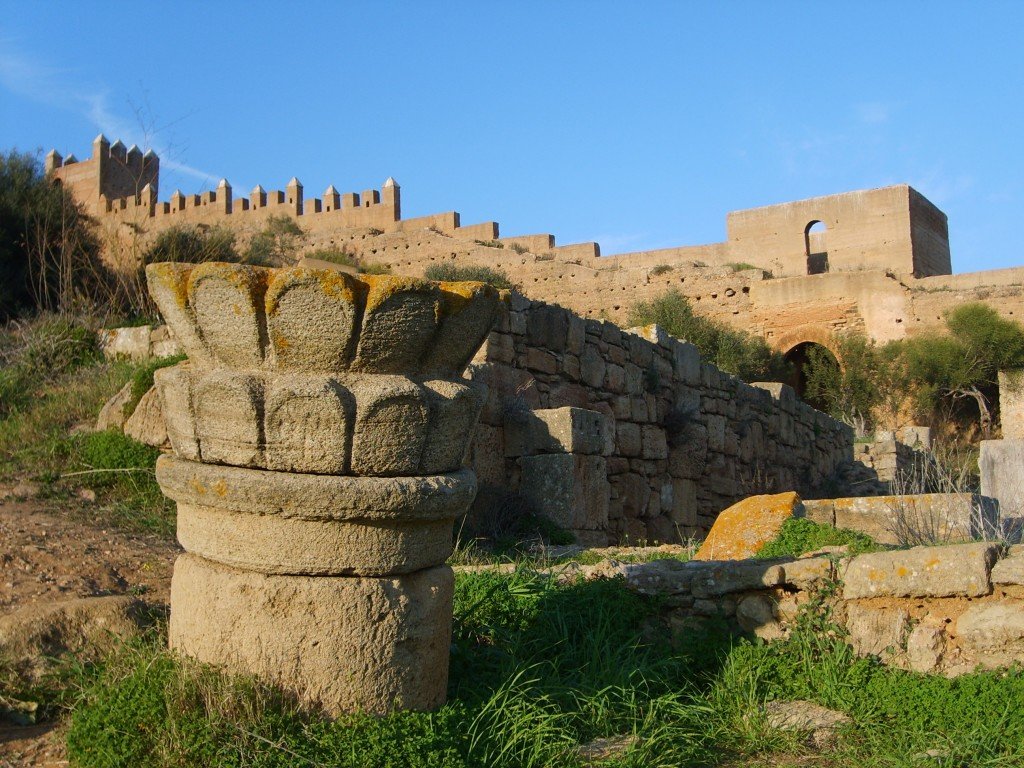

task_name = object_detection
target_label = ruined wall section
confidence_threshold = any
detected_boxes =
[466,295,854,544]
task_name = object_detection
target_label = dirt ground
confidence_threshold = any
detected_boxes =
[0,497,179,767]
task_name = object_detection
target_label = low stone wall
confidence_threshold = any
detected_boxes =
[465,295,855,544]
[803,493,999,545]
[585,541,1024,676]
[99,324,181,361]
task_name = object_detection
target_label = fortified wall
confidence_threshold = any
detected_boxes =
[50,136,1024,373]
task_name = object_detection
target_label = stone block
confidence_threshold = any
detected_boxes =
[351,376,429,476]
[616,422,642,457]
[189,263,269,369]
[527,304,570,351]
[420,379,486,473]
[526,347,559,375]
[146,263,214,367]
[782,556,833,590]
[98,325,152,362]
[842,542,999,599]
[906,624,945,673]
[517,453,609,531]
[845,603,909,659]
[980,438,1024,521]
[580,344,606,389]
[170,555,453,715]
[154,364,200,461]
[422,283,502,375]
[688,561,784,598]
[124,386,168,448]
[469,424,505,486]
[736,594,784,641]
[641,425,668,460]
[991,551,1024,585]
[264,374,353,474]
[96,381,135,432]
[694,492,801,561]
[194,371,263,467]
[999,371,1024,439]
[956,602,1024,655]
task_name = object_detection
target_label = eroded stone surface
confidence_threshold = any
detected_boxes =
[264,375,354,474]
[842,542,999,599]
[169,555,454,715]
[694,492,801,561]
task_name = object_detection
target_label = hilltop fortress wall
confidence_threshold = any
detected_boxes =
[50,136,1024,366]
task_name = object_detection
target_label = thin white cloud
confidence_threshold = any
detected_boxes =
[856,102,891,125]
[0,43,220,190]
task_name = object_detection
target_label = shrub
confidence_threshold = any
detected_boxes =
[724,262,758,272]
[304,247,358,269]
[424,263,515,290]
[474,239,505,249]
[803,332,894,435]
[143,225,238,265]
[756,517,880,559]
[73,429,160,475]
[0,314,100,417]
[627,289,790,382]
[0,150,104,319]
[244,215,305,266]
[649,264,673,276]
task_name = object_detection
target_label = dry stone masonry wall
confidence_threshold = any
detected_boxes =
[602,541,1024,676]
[464,295,855,545]
[146,262,500,715]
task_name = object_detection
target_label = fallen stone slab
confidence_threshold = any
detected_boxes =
[991,551,1024,586]
[842,542,999,599]
[765,700,851,749]
[689,560,784,598]
[693,492,801,561]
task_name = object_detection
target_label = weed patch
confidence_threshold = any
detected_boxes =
[757,517,881,559]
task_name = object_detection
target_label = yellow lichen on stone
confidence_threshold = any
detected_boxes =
[438,281,495,317]
[693,491,802,561]
[361,274,435,314]
[149,262,194,310]
[265,268,362,315]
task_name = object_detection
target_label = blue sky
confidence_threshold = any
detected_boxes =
[1,2,1022,272]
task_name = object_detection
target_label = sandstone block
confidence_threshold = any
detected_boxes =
[506,407,614,458]
[688,561,784,598]
[518,453,609,531]
[736,594,784,640]
[96,381,135,432]
[123,386,168,448]
[154,364,200,461]
[170,555,453,715]
[189,263,270,369]
[616,422,642,457]
[693,492,801,561]
[991,551,1024,585]
[580,344,606,389]
[842,542,999,599]
[845,603,909,659]
[98,325,152,361]
[641,425,668,460]
[956,602,1024,653]
[194,371,263,467]
[420,379,486,474]
[782,556,833,590]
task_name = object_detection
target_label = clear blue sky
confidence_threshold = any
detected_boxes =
[2,2,1022,273]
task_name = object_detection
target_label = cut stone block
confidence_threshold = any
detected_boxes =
[842,542,999,599]
[845,603,909,659]
[193,371,263,468]
[124,386,168,448]
[145,263,213,367]
[517,453,610,532]
[170,554,453,715]
[265,268,363,371]
[981,439,1024,522]
[505,407,613,458]
[420,379,486,474]
[688,561,784,598]
[154,364,200,461]
[420,283,502,375]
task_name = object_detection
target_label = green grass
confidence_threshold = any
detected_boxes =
[756,517,883,559]
[424,263,516,290]
[62,568,1024,767]
[0,314,176,536]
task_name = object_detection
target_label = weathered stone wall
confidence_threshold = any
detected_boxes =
[464,295,855,544]
[586,541,1024,676]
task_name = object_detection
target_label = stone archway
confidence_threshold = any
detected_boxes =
[777,330,842,409]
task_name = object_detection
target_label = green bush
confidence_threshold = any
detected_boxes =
[424,263,515,290]
[304,247,359,269]
[244,215,304,266]
[627,289,790,382]
[756,517,881,559]
[0,151,102,319]
[143,225,238,265]
[126,354,186,413]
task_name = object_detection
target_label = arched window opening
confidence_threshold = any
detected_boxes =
[805,220,828,274]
